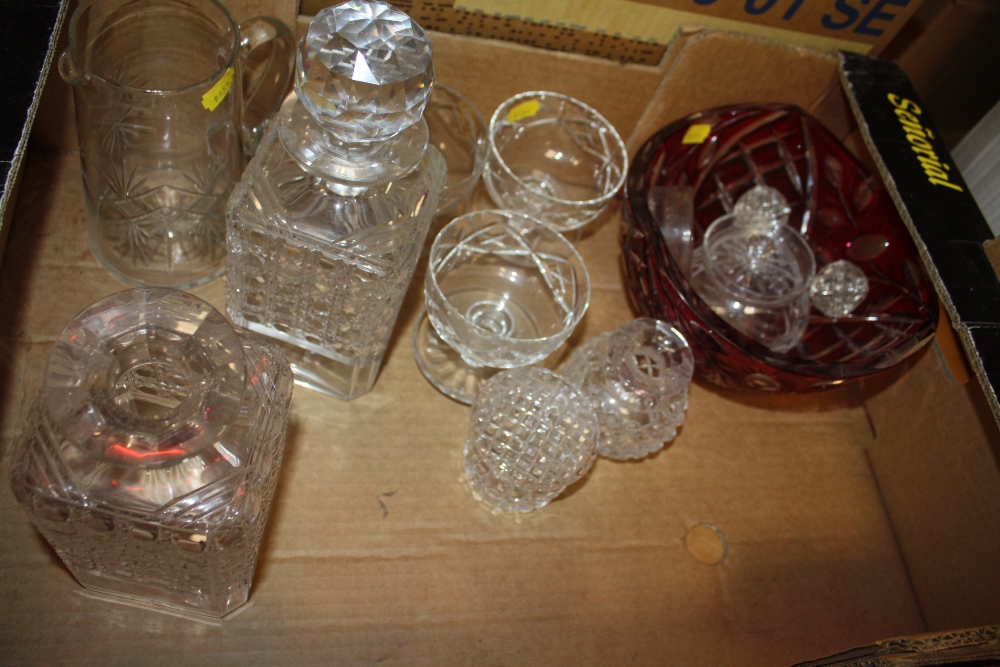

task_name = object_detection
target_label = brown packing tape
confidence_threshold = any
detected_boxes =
[934,304,973,386]
[983,236,1000,279]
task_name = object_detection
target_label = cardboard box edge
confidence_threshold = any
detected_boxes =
[837,50,1000,433]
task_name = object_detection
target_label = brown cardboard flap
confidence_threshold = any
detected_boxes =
[864,348,1000,630]
[629,29,842,153]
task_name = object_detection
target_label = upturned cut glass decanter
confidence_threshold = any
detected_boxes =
[563,318,694,460]
[226,0,445,399]
[10,288,294,617]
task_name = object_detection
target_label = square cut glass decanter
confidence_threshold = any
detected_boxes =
[226,0,445,399]
[9,288,294,618]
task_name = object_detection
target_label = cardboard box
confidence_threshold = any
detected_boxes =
[887,0,1000,146]
[298,0,924,65]
[0,5,998,666]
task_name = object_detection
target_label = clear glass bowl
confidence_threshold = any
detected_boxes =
[689,214,815,353]
[414,209,590,403]
[484,91,627,233]
[621,103,938,393]
[426,83,488,216]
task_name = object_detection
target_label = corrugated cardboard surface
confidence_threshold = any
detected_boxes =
[865,349,1000,631]
[1,19,997,667]
[299,0,922,64]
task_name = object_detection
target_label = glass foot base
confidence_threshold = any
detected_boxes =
[73,569,246,618]
[412,309,500,404]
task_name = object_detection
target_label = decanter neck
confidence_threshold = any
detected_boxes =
[606,319,693,399]
[277,91,428,185]
[608,337,672,397]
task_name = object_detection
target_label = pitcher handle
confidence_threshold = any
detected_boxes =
[238,16,296,156]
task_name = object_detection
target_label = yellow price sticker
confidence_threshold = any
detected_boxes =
[202,68,235,112]
[682,123,713,144]
[507,99,540,123]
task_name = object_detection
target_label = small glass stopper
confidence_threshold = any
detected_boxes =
[44,288,246,466]
[733,184,791,230]
[809,259,869,318]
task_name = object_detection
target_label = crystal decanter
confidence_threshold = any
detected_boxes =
[226,0,445,399]
[10,288,294,617]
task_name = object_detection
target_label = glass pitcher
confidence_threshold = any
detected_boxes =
[59,0,295,289]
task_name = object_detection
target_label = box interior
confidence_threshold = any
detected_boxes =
[0,6,997,665]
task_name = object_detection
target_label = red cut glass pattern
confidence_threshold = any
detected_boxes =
[621,104,937,393]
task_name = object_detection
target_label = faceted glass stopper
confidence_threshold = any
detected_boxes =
[809,259,869,318]
[733,184,791,230]
[296,0,434,141]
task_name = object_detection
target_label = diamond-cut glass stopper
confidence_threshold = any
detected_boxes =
[809,259,869,318]
[733,184,791,230]
[296,0,434,141]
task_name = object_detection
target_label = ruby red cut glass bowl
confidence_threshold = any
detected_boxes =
[621,103,938,393]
